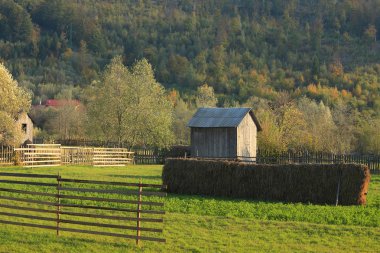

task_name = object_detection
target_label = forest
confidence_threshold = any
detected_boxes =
[0,0,380,153]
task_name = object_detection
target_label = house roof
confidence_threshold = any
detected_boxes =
[16,111,35,125]
[187,107,262,130]
[45,99,81,107]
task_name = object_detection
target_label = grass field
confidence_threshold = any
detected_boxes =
[0,165,378,253]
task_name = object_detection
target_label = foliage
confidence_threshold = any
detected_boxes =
[0,0,33,43]
[87,57,174,148]
[195,84,218,108]
[0,62,31,146]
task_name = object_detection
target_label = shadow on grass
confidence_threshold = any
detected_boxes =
[165,192,270,205]
[4,229,138,249]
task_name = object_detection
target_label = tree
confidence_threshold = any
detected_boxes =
[195,84,218,108]
[0,0,33,42]
[87,57,174,148]
[256,108,285,152]
[279,103,310,151]
[172,97,195,145]
[297,97,337,152]
[357,117,380,154]
[364,24,377,43]
[0,62,31,146]
[46,100,86,141]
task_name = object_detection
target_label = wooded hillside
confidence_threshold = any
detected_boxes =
[1,0,380,152]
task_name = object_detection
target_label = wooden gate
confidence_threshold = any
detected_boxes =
[0,172,166,244]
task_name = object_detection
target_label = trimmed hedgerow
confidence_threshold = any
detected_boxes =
[163,158,371,206]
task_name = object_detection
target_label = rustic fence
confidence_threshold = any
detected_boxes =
[61,146,93,165]
[5,146,134,167]
[256,151,380,173]
[15,144,61,168]
[0,146,13,165]
[133,149,165,164]
[2,145,380,173]
[93,148,134,167]
[0,172,166,245]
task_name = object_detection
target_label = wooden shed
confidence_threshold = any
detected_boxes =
[187,107,262,160]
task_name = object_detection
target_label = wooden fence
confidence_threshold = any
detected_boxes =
[61,146,93,165]
[256,151,380,173]
[133,149,164,164]
[93,148,134,167]
[0,146,13,165]
[6,146,134,167]
[2,145,380,173]
[15,144,61,168]
[0,172,166,245]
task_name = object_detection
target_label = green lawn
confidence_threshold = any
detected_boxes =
[0,165,378,253]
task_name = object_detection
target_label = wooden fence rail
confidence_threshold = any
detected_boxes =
[133,149,164,164]
[61,146,93,165]
[9,146,134,167]
[2,145,380,173]
[0,172,166,245]
[0,146,13,165]
[93,148,134,167]
[255,151,380,173]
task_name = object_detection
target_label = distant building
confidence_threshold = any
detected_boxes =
[187,107,262,161]
[44,99,81,108]
[16,112,34,144]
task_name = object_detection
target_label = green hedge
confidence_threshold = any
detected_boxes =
[162,158,371,205]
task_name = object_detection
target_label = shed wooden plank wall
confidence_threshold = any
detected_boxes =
[191,127,236,158]
[237,114,257,160]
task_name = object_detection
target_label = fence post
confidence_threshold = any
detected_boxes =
[56,173,61,236]
[136,178,142,245]
[335,169,342,206]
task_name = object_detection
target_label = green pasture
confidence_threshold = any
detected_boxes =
[0,165,378,253]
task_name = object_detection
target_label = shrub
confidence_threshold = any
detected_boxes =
[162,158,371,205]
[163,145,191,158]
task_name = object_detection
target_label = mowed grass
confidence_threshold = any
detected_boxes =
[0,165,378,253]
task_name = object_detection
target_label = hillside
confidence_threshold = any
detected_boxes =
[0,0,379,107]
[1,0,380,152]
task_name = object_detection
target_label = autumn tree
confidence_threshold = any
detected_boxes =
[87,57,174,148]
[195,84,218,108]
[0,62,31,146]
[297,98,338,152]
[172,98,195,145]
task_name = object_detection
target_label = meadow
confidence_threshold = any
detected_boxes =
[0,165,378,253]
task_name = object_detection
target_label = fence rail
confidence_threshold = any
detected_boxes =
[61,146,93,165]
[133,149,164,164]
[0,172,166,244]
[93,148,134,167]
[8,146,134,167]
[256,151,380,173]
[0,146,13,165]
[2,146,380,173]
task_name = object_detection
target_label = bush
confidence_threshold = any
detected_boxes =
[163,158,371,205]
[163,145,191,158]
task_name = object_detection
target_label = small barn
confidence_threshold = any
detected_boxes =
[187,107,262,160]
[16,112,34,144]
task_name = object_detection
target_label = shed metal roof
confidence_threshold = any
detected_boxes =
[187,107,262,130]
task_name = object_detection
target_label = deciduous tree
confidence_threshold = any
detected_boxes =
[87,57,174,148]
[0,62,31,145]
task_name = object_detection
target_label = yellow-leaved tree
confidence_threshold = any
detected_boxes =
[87,57,174,148]
[0,62,31,146]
